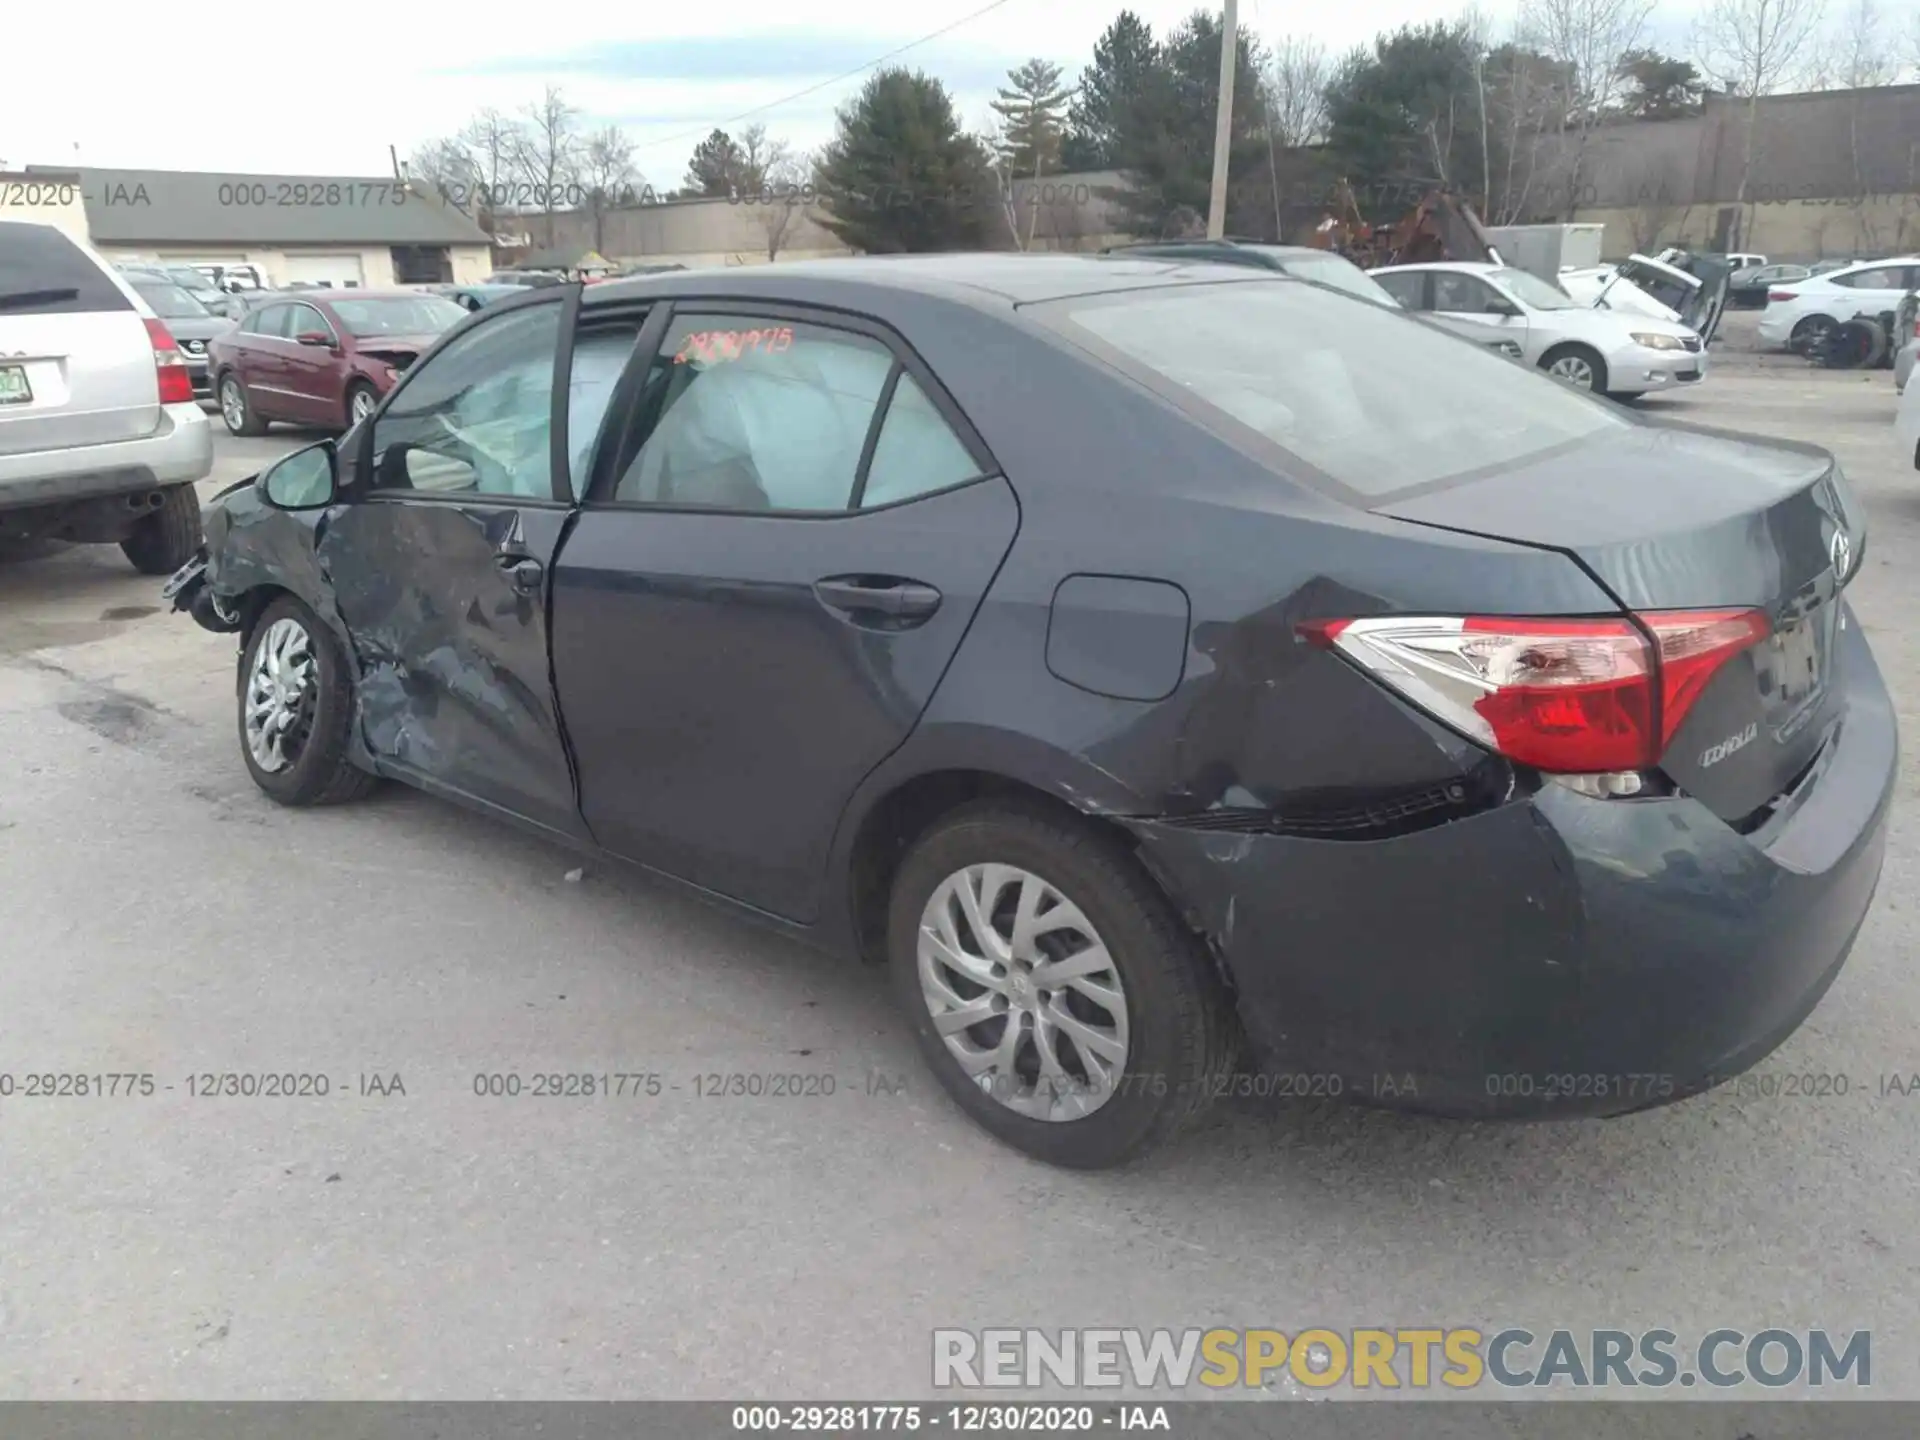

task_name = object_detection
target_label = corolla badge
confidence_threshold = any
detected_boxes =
[1700,722,1758,768]
[1831,528,1852,582]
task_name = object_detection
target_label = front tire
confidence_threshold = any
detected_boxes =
[237,596,378,807]
[345,381,378,429]
[888,801,1237,1169]
[219,373,267,436]
[119,484,204,575]
[1540,344,1607,394]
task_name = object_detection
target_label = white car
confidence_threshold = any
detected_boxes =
[1756,257,1920,351]
[1371,261,1706,398]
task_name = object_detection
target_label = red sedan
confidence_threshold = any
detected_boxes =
[209,290,468,434]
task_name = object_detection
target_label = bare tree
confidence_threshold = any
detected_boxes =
[578,126,641,255]
[1263,35,1331,148]
[753,146,812,261]
[1693,0,1830,248]
[1521,0,1656,217]
[461,107,531,235]
[737,122,794,198]
[518,85,582,246]
[406,137,479,198]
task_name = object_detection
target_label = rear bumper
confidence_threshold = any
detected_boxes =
[0,402,213,512]
[1126,611,1896,1119]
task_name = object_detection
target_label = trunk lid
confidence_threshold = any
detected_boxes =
[1376,422,1863,825]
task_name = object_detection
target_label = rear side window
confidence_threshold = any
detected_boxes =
[1047,281,1628,498]
[1832,268,1902,290]
[1373,272,1426,309]
[0,222,132,316]
[616,316,895,512]
[861,374,983,507]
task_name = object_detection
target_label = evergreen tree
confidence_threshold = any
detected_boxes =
[814,69,995,252]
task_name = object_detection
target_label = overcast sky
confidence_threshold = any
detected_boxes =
[7,0,1709,188]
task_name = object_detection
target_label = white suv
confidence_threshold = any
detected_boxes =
[1757,257,1920,352]
[1,220,213,571]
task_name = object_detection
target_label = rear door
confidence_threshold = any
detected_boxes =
[236,303,293,417]
[0,221,158,458]
[549,302,1020,922]
[1378,425,1864,826]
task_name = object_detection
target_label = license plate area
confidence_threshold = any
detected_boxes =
[1761,605,1836,737]
[0,363,31,405]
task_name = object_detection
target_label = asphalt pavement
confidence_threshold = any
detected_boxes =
[3,377,1920,1401]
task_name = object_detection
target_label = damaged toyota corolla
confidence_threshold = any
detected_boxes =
[162,257,1896,1169]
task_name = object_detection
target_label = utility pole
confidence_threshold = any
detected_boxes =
[1206,0,1238,238]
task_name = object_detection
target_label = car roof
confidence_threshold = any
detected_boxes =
[1372,261,1503,275]
[584,252,1277,310]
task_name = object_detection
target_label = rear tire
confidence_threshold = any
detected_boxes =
[119,485,204,575]
[218,373,267,436]
[1540,344,1607,394]
[887,800,1237,1169]
[237,595,379,807]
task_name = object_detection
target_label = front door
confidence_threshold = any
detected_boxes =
[279,301,341,425]
[1430,271,1529,351]
[549,304,1020,921]
[321,290,588,839]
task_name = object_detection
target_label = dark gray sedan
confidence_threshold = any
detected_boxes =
[161,256,1895,1168]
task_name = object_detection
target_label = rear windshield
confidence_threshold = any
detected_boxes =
[133,282,213,319]
[1045,280,1628,497]
[0,222,132,316]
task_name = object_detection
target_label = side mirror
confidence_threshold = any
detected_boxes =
[259,442,338,510]
[295,331,335,348]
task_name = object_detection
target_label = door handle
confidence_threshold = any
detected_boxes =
[499,555,544,594]
[813,576,943,623]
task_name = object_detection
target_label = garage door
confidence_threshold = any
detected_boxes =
[280,253,365,289]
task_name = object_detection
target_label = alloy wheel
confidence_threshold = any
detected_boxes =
[350,389,376,423]
[244,617,317,773]
[221,380,246,432]
[916,863,1131,1122]
[1546,354,1596,390]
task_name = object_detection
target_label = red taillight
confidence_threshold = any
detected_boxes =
[144,317,195,404]
[1768,290,1797,303]
[1299,610,1770,774]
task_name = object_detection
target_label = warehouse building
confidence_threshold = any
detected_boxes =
[20,165,494,288]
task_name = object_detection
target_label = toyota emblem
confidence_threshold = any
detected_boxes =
[1831,528,1852,582]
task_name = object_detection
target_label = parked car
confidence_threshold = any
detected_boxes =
[120,262,244,320]
[1,220,212,571]
[1371,261,1706,397]
[1729,262,1811,310]
[122,277,229,399]
[163,256,1892,1168]
[1102,240,1524,358]
[207,289,468,434]
[436,283,529,313]
[1757,257,1920,352]
[486,270,567,288]
[1808,259,1854,277]
[1724,251,1767,272]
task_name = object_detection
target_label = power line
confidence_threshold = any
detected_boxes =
[631,0,1025,153]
